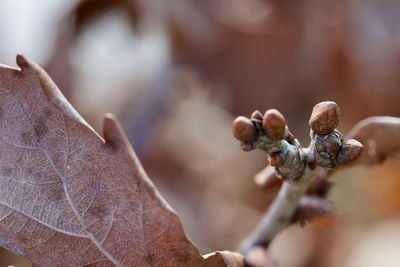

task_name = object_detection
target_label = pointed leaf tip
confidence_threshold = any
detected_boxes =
[16,54,29,68]
[102,113,129,148]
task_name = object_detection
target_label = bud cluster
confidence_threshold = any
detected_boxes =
[308,101,363,169]
[232,101,364,179]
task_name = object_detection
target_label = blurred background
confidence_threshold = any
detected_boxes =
[1,0,400,266]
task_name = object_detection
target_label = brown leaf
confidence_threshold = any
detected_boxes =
[0,55,236,266]
[346,116,400,164]
[245,247,276,267]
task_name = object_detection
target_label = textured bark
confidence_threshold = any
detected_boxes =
[239,169,316,253]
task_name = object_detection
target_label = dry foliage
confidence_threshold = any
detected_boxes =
[0,54,399,266]
[346,117,400,165]
[0,56,247,266]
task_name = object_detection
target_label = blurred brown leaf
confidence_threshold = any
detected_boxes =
[245,246,276,267]
[346,116,400,165]
[204,251,246,267]
[254,166,282,190]
[293,196,335,227]
[0,55,243,266]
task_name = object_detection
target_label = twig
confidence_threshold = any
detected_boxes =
[232,102,363,255]
[239,169,315,253]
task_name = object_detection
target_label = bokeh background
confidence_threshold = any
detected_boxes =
[0,0,400,266]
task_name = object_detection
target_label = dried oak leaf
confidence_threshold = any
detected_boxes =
[346,116,400,165]
[0,55,243,267]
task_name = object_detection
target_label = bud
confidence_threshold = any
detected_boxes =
[309,101,340,135]
[262,109,286,139]
[311,130,343,169]
[232,116,257,143]
[240,142,254,152]
[337,139,364,165]
[251,110,263,121]
[269,152,284,167]
[285,129,295,144]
